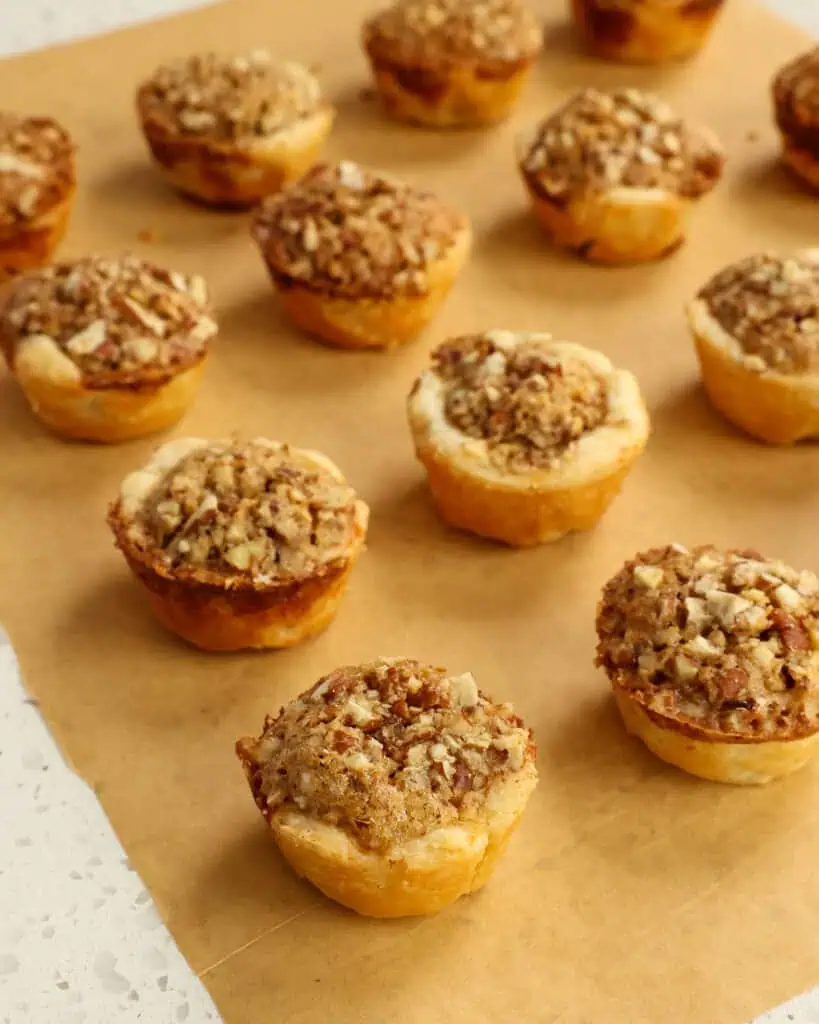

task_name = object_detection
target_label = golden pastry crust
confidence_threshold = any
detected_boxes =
[0,113,76,281]
[407,331,650,546]
[251,161,471,349]
[362,0,543,128]
[136,50,334,207]
[0,255,215,442]
[236,657,538,917]
[518,88,723,264]
[688,252,819,444]
[773,47,819,192]
[108,437,369,651]
[571,0,725,65]
[597,544,819,784]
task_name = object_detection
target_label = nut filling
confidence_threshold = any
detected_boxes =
[697,254,819,374]
[239,657,535,853]
[0,114,74,226]
[431,333,610,471]
[364,0,543,65]
[1,256,215,381]
[119,440,362,585]
[138,51,323,142]
[252,161,465,300]
[773,47,819,151]
[596,545,819,737]
[520,88,723,203]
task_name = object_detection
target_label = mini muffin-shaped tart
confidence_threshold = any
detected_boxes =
[236,657,538,917]
[0,255,215,443]
[407,331,650,546]
[597,544,819,785]
[688,252,819,444]
[0,113,76,281]
[571,0,726,65]
[773,47,819,192]
[518,88,724,264]
[251,161,471,350]
[107,437,369,652]
[362,0,543,128]
[136,50,334,207]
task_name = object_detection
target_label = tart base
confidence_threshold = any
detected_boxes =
[692,325,819,445]
[267,226,472,350]
[570,0,723,64]
[138,107,335,208]
[614,688,819,785]
[364,50,535,128]
[13,358,206,444]
[523,179,686,265]
[0,188,74,282]
[780,136,819,193]
[257,765,537,917]
[411,436,646,547]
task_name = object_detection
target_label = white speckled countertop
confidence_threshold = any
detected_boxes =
[0,3,818,1023]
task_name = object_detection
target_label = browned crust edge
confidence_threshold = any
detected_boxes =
[0,185,75,283]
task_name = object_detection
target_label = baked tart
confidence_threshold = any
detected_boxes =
[362,0,543,128]
[518,87,724,264]
[136,50,334,207]
[108,437,369,651]
[0,255,215,443]
[0,113,75,282]
[773,47,819,192]
[688,252,819,444]
[597,544,819,785]
[236,656,538,917]
[251,161,471,350]
[407,331,650,546]
[571,0,726,65]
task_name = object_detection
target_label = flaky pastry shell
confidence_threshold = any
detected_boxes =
[1,330,206,443]
[613,684,819,785]
[137,101,335,208]
[0,186,75,284]
[260,223,472,351]
[570,0,724,64]
[108,440,369,651]
[236,739,538,918]
[779,139,819,193]
[687,297,819,445]
[407,337,650,547]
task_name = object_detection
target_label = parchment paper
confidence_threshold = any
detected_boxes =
[1,1,817,1020]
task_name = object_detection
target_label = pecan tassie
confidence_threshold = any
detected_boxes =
[0,112,75,226]
[596,544,819,737]
[0,255,215,386]
[773,47,819,159]
[237,657,535,853]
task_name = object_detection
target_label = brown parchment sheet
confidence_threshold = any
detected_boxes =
[1,0,818,1020]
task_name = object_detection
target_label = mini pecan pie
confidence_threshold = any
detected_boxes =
[518,88,724,264]
[687,252,819,444]
[251,161,471,350]
[0,255,215,443]
[773,47,819,193]
[108,437,369,651]
[407,331,650,546]
[136,50,334,207]
[236,656,537,917]
[571,0,726,65]
[0,113,75,282]
[362,0,543,128]
[597,544,819,784]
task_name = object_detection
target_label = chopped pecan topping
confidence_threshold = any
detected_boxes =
[236,657,535,853]
[363,0,543,65]
[596,544,819,737]
[773,47,819,142]
[0,113,75,226]
[697,253,819,374]
[117,439,364,584]
[252,161,466,299]
[1,255,215,381]
[137,51,324,142]
[429,332,610,471]
[520,87,723,202]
